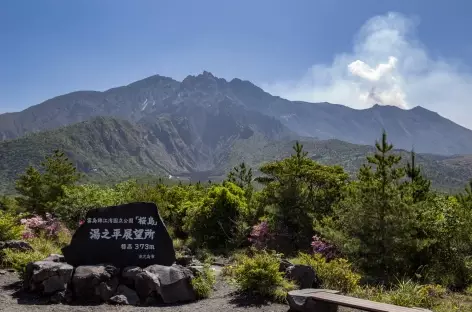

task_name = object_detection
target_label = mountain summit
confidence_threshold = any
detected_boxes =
[1,71,472,155]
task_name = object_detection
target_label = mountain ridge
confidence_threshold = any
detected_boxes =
[1,71,472,156]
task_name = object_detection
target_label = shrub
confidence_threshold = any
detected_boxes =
[20,213,68,241]
[292,253,361,293]
[0,210,24,241]
[353,280,447,310]
[230,250,297,302]
[184,182,249,250]
[311,235,338,261]
[386,280,443,308]
[248,221,272,249]
[191,263,217,299]
[1,236,62,279]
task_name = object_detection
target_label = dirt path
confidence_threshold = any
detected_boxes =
[0,269,290,312]
[0,270,359,312]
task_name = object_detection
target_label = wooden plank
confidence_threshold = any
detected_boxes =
[310,292,430,312]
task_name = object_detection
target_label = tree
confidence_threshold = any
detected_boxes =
[456,180,472,209]
[404,150,431,202]
[227,162,254,200]
[318,131,415,282]
[256,141,348,252]
[15,150,81,215]
[184,182,248,250]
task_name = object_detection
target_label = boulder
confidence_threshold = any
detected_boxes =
[134,270,160,300]
[175,254,193,266]
[23,261,73,295]
[62,202,176,267]
[122,266,143,287]
[109,294,129,305]
[43,254,65,262]
[0,240,33,252]
[72,264,119,303]
[279,258,293,272]
[285,264,320,289]
[115,284,140,306]
[145,264,196,303]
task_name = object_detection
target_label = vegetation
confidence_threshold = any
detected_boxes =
[1,116,472,195]
[227,249,297,302]
[190,263,217,299]
[2,131,472,310]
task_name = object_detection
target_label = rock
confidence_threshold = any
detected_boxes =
[122,266,143,287]
[43,254,65,262]
[0,240,33,252]
[285,264,319,289]
[72,265,119,303]
[279,258,293,272]
[97,277,119,301]
[109,294,129,305]
[176,255,193,266]
[134,270,160,300]
[116,284,140,306]
[145,264,196,303]
[23,261,73,295]
[49,290,66,304]
[0,270,7,275]
[62,202,176,267]
[188,265,204,275]
[287,289,340,312]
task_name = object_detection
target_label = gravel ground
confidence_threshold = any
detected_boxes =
[0,270,359,312]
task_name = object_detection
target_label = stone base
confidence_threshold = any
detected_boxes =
[23,259,203,306]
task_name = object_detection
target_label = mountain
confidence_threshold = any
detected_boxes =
[1,71,472,155]
[1,116,471,194]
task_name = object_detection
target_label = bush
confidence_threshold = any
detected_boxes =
[248,221,272,249]
[191,263,217,299]
[1,236,62,279]
[184,182,249,250]
[310,235,338,261]
[353,280,447,310]
[386,280,444,309]
[292,253,361,293]
[229,249,297,302]
[0,210,24,241]
[20,213,67,240]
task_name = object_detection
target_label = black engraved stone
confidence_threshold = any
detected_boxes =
[62,202,176,267]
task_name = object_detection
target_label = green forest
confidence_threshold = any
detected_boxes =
[2,131,472,311]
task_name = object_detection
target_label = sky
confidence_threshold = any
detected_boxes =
[1,0,472,128]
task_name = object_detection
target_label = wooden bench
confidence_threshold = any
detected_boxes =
[287,289,432,312]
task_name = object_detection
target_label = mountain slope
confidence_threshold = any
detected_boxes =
[1,71,472,155]
[227,79,472,155]
[1,116,471,194]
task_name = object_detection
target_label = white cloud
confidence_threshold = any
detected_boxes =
[262,12,472,129]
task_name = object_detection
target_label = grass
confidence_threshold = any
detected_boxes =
[191,263,217,299]
[1,236,63,279]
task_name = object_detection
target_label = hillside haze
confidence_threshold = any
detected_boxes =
[1,71,472,156]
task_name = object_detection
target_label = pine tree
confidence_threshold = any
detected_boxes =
[404,150,431,202]
[15,150,81,215]
[227,162,253,199]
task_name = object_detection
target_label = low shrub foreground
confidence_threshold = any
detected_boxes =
[1,133,472,310]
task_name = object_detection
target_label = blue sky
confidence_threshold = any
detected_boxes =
[2,0,472,128]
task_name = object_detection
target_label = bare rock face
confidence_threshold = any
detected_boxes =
[23,261,74,295]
